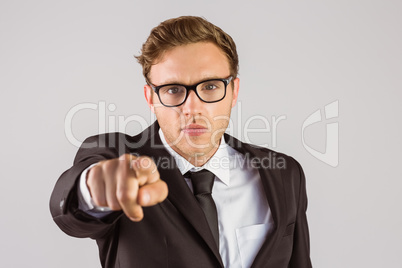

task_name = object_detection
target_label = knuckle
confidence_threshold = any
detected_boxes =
[108,201,120,211]
[121,153,136,162]
[104,194,120,210]
[91,196,101,206]
[116,186,137,203]
[122,154,131,161]
[118,155,133,170]
[116,189,129,203]
[94,197,106,207]
[87,165,100,181]
[86,169,102,188]
[119,154,129,160]
[102,159,116,171]
[135,174,149,185]
[86,174,95,186]
[138,156,154,169]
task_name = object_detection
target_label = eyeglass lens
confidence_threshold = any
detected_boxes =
[158,80,226,106]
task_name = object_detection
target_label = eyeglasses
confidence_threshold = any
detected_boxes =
[148,76,233,107]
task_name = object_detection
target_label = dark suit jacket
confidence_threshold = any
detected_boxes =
[50,122,312,268]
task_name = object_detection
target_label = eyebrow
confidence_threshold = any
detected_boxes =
[157,75,230,86]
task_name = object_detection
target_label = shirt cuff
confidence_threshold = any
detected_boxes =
[78,163,113,216]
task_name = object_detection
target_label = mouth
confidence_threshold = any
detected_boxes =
[182,124,208,136]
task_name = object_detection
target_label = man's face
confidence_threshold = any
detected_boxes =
[144,42,239,164]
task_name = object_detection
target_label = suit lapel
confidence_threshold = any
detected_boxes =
[225,134,287,266]
[135,122,223,267]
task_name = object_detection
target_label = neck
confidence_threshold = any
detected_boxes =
[184,146,220,167]
[169,141,220,167]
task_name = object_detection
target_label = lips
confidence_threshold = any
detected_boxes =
[182,124,208,136]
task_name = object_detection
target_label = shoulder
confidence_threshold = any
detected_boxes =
[79,122,157,150]
[79,132,145,147]
[74,127,155,164]
[225,133,302,172]
[238,140,307,201]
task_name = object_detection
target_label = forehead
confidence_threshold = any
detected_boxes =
[149,42,230,85]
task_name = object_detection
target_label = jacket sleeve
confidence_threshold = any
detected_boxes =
[288,160,313,267]
[49,133,126,239]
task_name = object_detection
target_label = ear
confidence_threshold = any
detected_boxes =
[144,85,155,113]
[231,77,240,108]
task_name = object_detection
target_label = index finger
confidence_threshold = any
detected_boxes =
[131,156,159,185]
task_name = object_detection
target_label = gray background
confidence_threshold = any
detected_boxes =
[1,0,401,267]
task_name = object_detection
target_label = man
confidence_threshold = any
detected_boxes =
[50,16,312,268]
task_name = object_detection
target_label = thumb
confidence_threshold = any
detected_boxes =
[137,180,168,207]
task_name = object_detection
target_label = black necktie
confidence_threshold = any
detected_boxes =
[185,170,219,248]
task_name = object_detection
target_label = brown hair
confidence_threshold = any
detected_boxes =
[135,16,239,83]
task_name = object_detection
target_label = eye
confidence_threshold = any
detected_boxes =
[202,83,219,90]
[161,86,185,95]
[168,87,180,94]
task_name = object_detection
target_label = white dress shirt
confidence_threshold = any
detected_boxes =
[78,130,274,268]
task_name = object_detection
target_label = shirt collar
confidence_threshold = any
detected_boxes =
[158,128,230,186]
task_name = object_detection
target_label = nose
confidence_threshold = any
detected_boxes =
[181,90,203,115]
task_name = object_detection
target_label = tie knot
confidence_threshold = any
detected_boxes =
[185,170,215,195]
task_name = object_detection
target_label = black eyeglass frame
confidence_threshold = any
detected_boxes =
[148,76,233,107]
